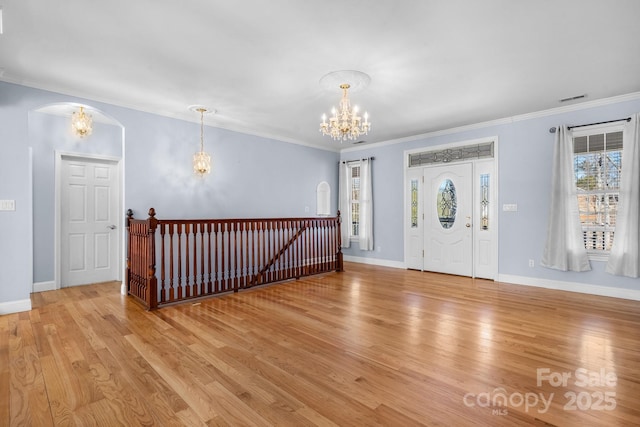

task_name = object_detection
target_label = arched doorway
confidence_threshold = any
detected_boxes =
[29,103,126,292]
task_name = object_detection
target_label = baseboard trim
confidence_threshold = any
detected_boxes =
[340,260,640,301]
[343,255,405,270]
[0,298,32,315]
[33,281,56,293]
[497,274,640,301]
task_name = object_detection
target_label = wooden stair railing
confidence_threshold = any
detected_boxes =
[249,221,308,287]
[126,208,343,310]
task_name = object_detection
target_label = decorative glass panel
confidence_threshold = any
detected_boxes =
[437,179,457,229]
[410,179,418,228]
[480,174,489,230]
[409,141,494,167]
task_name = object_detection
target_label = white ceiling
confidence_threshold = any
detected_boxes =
[2,0,640,151]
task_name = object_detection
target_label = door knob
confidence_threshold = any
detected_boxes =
[107,225,116,230]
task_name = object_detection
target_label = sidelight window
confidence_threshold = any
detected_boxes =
[349,164,361,237]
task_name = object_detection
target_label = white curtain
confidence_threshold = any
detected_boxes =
[359,158,374,251]
[338,161,351,248]
[541,125,591,272]
[607,114,640,277]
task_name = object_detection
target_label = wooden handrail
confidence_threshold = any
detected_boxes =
[126,208,343,309]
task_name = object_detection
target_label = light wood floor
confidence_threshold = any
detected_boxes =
[2,263,639,426]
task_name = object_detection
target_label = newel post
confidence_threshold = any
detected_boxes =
[336,210,343,272]
[125,209,134,294]
[147,208,159,309]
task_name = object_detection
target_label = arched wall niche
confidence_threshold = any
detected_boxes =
[28,102,126,293]
[316,181,331,216]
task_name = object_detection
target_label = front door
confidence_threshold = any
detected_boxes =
[423,163,473,276]
[60,157,120,286]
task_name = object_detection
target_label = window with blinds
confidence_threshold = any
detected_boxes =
[573,130,623,253]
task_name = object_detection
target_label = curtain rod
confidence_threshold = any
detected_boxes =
[549,117,631,133]
[341,156,375,164]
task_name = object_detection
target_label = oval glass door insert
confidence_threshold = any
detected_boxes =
[437,179,457,229]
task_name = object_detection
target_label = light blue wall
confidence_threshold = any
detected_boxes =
[0,81,339,307]
[0,83,32,305]
[341,97,640,293]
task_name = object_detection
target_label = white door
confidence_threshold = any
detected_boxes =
[60,157,119,286]
[423,163,473,276]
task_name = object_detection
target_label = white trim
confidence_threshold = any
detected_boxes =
[28,147,34,294]
[344,255,405,269]
[497,274,640,301]
[341,91,640,153]
[341,260,640,301]
[33,281,56,293]
[0,299,32,315]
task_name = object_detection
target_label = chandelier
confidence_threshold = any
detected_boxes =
[192,106,211,176]
[71,106,92,138]
[319,82,370,142]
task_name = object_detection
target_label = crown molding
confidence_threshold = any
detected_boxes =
[341,91,640,153]
[0,77,340,153]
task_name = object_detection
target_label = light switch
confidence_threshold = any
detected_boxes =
[0,200,16,211]
[502,203,518,212]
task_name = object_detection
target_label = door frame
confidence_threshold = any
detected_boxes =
[403,136,499,279]
[54,151,123,290]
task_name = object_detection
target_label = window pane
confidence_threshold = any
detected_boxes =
[588,133,605,152]
[605,150,622,189]
[437,179,457,229]
[606,131,623,150]
[574,136,588,153]
[351,202,360,236]
[480,174,489,230]
[410,179,418,228]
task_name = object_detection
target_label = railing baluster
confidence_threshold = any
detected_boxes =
[200,222,205,296]
[207,222,213,294]
[224,222,230,292]
[214,222,220,293]
[160,224,166,303]
[185,223,191,298]
[177,224,183,300]
[191,222,197,297]
[235,221,241,291]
